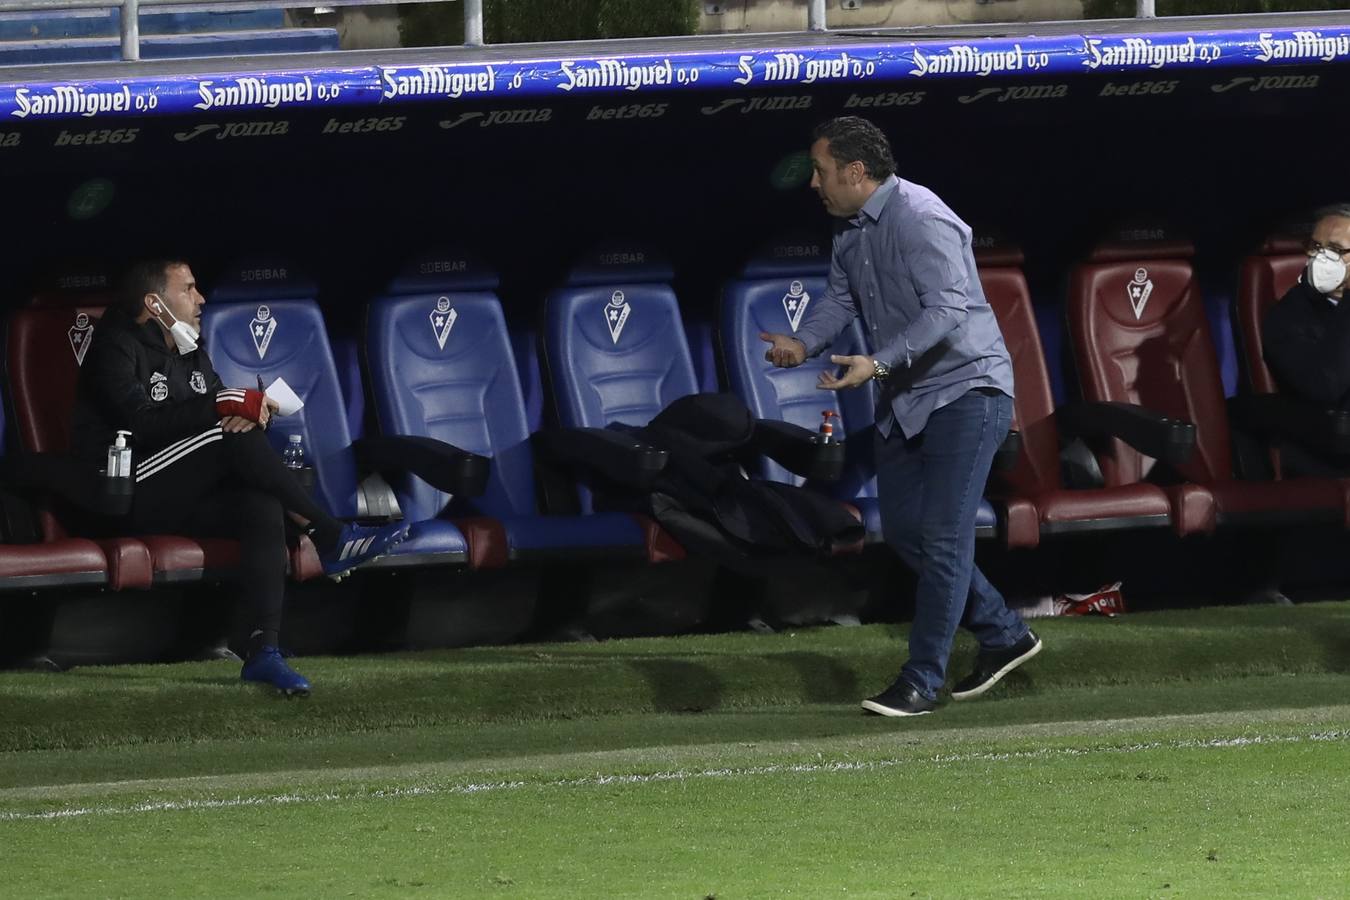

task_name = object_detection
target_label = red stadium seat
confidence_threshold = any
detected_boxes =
[5,303,274,585]
[1232,234,1318,479]
[978,245,1204,548]
[2,304,148,590]
[1067,237,1347,530]
[1235,235,1307,398]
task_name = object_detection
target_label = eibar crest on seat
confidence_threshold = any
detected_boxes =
[430,296,457,350]
[250,305,277,359]
[605,290,631,344]
[68,312,93,365]
[1127,267,1154,319]
[782,280,810,332]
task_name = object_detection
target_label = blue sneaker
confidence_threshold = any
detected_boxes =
[241,646,311,696]
[321,521,410,581]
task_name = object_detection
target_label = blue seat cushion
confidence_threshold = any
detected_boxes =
[500,512,646,559]
[386,519,469,558]
[853,497,883,539]
[975,500,998,537]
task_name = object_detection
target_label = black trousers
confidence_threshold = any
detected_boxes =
[128,426,341,647]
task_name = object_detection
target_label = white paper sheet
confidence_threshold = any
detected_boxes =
[265,376,305,417]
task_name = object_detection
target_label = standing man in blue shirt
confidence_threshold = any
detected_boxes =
[761,116,1041,716]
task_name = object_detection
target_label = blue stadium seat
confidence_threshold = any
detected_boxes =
[208,258,317,305]
[0,29,339,66]
[0,9,284,41]
[329,335,367,441]
[542,246,864,566]
[0,9,115,40]
[718,239,999,541]
[203,264,477,570]
[544,248,696,432]
[203,300,357,516]
[137,9,287,35]
[683,318,721,395]
[540,247,698,524]
[509,329,545,436]
[364,253,651,563]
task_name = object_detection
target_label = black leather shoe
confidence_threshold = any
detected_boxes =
[951,630,1042,701]
[861,678,937,717]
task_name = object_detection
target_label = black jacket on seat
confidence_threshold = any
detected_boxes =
[608,393,864,572]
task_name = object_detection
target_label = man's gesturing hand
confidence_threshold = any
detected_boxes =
[761,332,807,368]
[818,355,875,391]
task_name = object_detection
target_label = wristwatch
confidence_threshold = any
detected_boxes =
[872,358,890,382]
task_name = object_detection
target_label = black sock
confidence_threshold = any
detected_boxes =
[248,628,279,656]
[308,520,344,554]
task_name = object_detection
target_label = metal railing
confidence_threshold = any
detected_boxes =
[0,0,1166,63]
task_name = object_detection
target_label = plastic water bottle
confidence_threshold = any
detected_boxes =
[282,434,305,470]
[815,410,839,444]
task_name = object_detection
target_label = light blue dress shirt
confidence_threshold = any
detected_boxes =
[793,175,1014,439]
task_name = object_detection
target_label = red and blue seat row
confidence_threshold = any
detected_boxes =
[0,231,1340,603]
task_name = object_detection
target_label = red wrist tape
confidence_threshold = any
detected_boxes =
[216,388,265,422]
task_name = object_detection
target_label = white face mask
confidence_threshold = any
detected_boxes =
[149,295,199,355]
[1308,249,1348,296]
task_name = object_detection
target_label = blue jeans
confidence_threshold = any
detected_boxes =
[875,389,1028,700]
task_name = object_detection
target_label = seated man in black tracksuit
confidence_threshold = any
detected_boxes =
[1262,203,1350,477]
[71,259,408,695]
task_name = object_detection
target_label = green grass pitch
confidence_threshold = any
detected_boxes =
[3,603,1349,897]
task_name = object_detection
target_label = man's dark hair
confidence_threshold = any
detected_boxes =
[812,117,896,181]
[1313,203,1350,224]
[119,259,187,316]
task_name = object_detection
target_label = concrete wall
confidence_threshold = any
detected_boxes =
[304,7,402,51]
[336,7,403,51]
[334,0,1092,51]
[699,0,1086,33]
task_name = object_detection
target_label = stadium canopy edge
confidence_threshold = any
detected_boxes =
[1,12,1348,122]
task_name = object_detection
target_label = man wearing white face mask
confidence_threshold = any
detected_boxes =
[1262,204,1350,476]
[71,260,409,695]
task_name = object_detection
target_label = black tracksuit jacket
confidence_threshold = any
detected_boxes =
[69,308,227,466]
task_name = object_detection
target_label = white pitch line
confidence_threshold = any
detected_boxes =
[2,729,1347,823]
